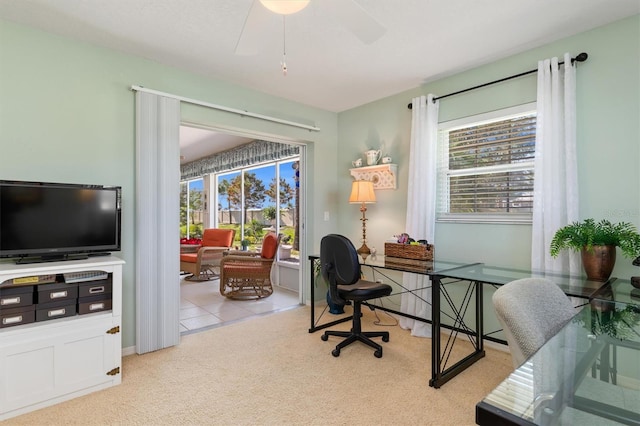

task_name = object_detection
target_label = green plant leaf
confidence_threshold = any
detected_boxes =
[550,219,640,258]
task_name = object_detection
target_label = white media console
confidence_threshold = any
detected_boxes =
[0,256,124,420]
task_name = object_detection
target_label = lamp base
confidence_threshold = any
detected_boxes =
[356,243,371,255]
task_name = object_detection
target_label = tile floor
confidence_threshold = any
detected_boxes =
[179,275,300,334]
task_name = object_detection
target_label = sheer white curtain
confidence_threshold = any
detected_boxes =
[399,94,439,337]
[135,91,181,354]
[531,53,580,275]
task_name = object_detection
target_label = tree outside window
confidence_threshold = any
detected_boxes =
[214,158,299,257]
[179,178,204,238]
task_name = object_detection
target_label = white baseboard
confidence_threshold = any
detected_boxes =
[122,346,136,356]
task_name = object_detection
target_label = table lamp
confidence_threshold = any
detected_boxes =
[349,180,376,255]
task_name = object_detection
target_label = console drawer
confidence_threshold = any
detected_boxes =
[0,286,34,311]
[78,294,112,315]
[78,279,112,298]
[37,283,78,304]
[36,300,77,322]
[0,306,36,328]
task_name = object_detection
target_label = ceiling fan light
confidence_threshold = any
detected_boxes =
[259,0,310,15]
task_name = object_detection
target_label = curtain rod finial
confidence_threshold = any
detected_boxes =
[574,52,588,63]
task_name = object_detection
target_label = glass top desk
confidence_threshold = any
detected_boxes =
[307,254,463,333]
[592,278,640,307]
[476,298,640,425]
[308,255,612,389]
[428,263,609,388]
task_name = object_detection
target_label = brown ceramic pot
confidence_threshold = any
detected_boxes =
[581,245,616,281]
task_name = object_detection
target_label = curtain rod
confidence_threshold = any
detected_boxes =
[407,52,588,109]
[130,85,321,132]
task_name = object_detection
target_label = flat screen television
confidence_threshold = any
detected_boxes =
[0,180,121,264]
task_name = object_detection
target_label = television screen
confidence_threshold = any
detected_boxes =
[0,180,121,263]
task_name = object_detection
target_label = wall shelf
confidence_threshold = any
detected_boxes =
[349,164,397,190]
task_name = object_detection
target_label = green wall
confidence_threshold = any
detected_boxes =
[1,15,638,349]
[337,15,640,280]
[0,18,339,348]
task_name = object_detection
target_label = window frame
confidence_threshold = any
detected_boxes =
[180,177,205,238]
[213,155,300,259]
[437,103,536,225]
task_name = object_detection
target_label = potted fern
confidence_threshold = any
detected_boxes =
[550,219,640,281]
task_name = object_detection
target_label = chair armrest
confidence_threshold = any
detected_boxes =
[197,246,229,263]
[220,255,274,266]
[224,250,260,257]
[198,246,230,254]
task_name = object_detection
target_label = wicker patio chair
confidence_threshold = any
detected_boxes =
[219,232,281,299]
[180,228,236,281]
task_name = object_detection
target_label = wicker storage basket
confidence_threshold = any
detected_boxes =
[384,256,433,273]
[384,243,434,260]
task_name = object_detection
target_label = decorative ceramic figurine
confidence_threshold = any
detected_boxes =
[381,156,392,164]
[365,149,381,166]
[352,158,363,167]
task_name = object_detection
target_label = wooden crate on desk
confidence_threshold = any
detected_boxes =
[384,243,434,261]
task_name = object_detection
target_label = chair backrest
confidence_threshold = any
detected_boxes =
[320,234,361,305]
[201,228,235,248]
[492,277,577,368]
[260,232,281,259]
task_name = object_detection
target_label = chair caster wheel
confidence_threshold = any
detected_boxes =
[321,334,328,341]
[332,349,340,357]
[374,349,382,358]
[382,335,389,342]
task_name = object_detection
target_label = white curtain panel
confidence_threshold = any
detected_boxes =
[399,94,439,337]
[531,53,580,275]
[135,91,181,354]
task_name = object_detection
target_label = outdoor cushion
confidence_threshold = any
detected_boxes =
[261,233,278,259]
[201,228,235,247]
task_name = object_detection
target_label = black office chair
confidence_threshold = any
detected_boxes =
[320,234,393,358]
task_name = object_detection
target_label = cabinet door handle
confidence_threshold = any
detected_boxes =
[89,286,105,294]
[48,308,66,317]
[50,291,68,299]
[89,303,105,311]
[1,296,20,305]
[3,315,22,325]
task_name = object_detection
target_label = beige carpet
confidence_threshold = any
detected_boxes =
[5,306,513,425]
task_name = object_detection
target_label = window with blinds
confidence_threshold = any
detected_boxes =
[438,105,536,223]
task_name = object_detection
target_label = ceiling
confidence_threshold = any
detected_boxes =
[1,0,638,162]
[179,126,253,164]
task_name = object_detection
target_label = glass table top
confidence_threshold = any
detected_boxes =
[429,263,609,299]
[310,254,612,298]
[359,254,467,275]
[309,253,467,276]
[479,299,640,425]
[591,278,640,307]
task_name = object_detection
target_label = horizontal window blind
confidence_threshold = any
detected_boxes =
[440,112,536,215]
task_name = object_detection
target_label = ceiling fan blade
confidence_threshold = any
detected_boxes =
[235,0,272,55]
[324,0,386,44]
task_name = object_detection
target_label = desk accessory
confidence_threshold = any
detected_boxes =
[349,180,376,255]
[384,243,434,260]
